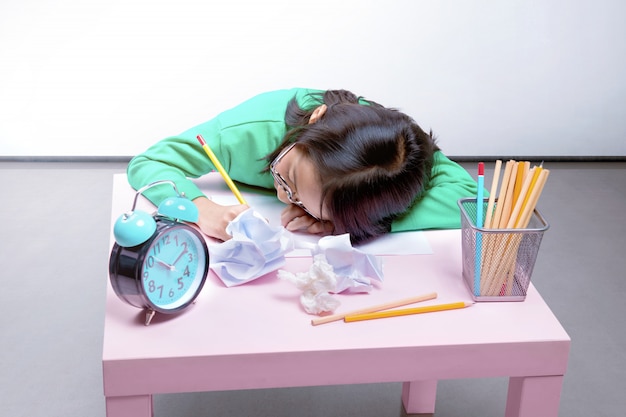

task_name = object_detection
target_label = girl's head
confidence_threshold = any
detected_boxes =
[267,90,438,244]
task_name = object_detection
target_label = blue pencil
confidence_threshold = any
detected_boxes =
[474,162,485,296]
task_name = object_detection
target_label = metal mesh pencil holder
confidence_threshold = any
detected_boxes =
[458,198,549,302]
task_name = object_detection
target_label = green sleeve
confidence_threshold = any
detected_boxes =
[391,152,481,231]
[127,88,323,205]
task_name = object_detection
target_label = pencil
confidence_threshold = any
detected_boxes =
[474,162,485,296]
[480,160,501,295]
[517,169,550,228]
[505,166,537,229]
[514,165,543,228]
[196,134,247,205]
[311,292,438,326]
[491,160,514,229]
[484,159,502,229]
[481,160,516,291]
[344,301,473,323]
[512,160,526,207]
[481,160,521,293]
[498,161,518,228]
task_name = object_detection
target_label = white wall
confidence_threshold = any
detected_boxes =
[1,0,625,158]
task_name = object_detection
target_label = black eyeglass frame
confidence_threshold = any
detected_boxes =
[270,143,322,222]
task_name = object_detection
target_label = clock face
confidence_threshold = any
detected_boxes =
[141,225,207,310]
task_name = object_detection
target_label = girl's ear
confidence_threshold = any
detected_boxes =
[308,104,328,124]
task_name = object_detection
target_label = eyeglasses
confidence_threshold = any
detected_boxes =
[270,143,322,222]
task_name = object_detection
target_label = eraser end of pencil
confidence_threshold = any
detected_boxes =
[478,162,484,176]
[196,135,207,146]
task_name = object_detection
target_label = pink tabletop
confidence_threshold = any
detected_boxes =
[103,174,570,400]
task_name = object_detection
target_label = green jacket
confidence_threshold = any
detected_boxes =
[127,88,479,232]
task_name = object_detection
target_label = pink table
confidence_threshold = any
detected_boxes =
[103,175,570,417]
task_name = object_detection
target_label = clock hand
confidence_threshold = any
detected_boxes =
[172,247,189,266]
[154,257,175,271]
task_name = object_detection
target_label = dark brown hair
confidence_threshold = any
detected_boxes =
[267,90,438,244]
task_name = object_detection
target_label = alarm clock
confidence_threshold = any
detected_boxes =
[109,180,209,325]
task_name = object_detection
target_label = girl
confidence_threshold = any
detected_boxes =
[127,88,478,243]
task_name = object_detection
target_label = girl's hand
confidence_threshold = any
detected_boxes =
[280,204,334,236]
[192,197,249,241]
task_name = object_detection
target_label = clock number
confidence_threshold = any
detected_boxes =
[177,277,184,290]
[146,256,155,268]
[183,265,190,277]
[147,281,164,298]
[153,242,161,256]
[169,289,175,298]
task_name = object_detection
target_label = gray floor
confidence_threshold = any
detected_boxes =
[1,161,625,417]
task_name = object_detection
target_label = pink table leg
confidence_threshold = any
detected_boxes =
[106,394,153,417]
[401,380,438,415]
[505,375,564,417]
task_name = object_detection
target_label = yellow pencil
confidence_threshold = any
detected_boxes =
[344,301,473,323]
[311,292,438,326]
[513,160,526,207]
[498,161,518,228]
[196,135,247,205]
[514,165,543,228]
[491,160,514,229]
[505,166,537,229]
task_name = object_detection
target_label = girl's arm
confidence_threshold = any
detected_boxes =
[127,130,250,241]
[127,130,215,206]
[126,88,317,240]
[127,88,319,205]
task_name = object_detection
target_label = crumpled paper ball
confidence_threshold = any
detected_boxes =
[277,254,341,314]
[279,234,384,315]
[209,209,293,287]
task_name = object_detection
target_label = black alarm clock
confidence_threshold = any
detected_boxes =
[109,180,209,325]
